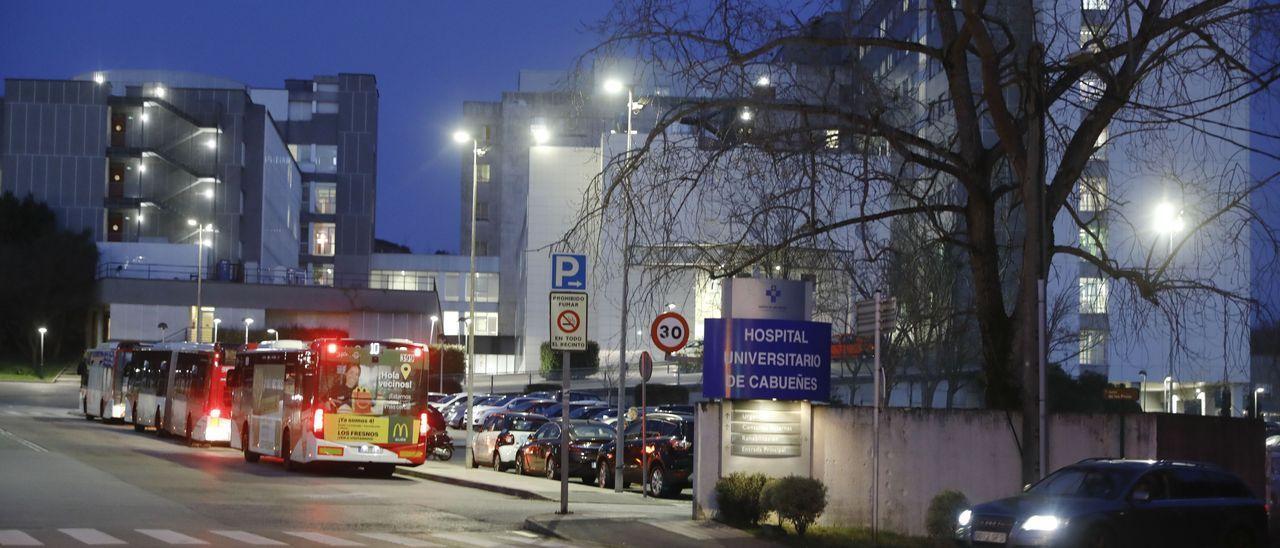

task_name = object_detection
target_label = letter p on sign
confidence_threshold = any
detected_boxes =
[551,253,587,291]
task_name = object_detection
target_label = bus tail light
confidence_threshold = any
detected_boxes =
[327,343,338,354]
[413,347,423,358]
[313,408,325,438]
[420,412,429,437]
[210,408,221,419]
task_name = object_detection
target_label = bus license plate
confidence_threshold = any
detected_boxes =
[974,531,1006,543]
[358,445,381,454]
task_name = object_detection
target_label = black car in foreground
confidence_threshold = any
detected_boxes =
[957,459,1267,548]
[514,419,615,482]
[595,412,694,497]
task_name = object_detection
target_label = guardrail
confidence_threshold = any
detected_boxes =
[95,262,437,292]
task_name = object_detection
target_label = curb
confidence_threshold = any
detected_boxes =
[395,466,552,501]
[522,515,644,545]
[521,517,564,539]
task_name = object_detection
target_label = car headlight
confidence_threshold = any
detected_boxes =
[1021,515,1061,532]
[957,509,972,527]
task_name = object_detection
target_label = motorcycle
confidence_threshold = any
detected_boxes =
[427,430,454,461]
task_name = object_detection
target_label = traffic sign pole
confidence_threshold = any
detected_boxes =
[560,349,570,515]
[549,253,588,515]
[638,351,653,498]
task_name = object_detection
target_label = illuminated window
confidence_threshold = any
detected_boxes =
[477,163,491,183]
[1078,76,1104,102]
[312,183,336,214]
[464,272,500,303]
[1083,0,1108,9]
[370,270,435,291]
[1092,127,1108,159]
[1080,277,1108,314]
[1078,175,1107,212]
[311,264,334,287]
[314,145,337,173]
[1079,221,1107,256]
[311,222,335,256]
[1080,329,1106,365]
[824,129,840,149]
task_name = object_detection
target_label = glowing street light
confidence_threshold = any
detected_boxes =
[531,124,551,145]
[603,78,625,95]
[36,327,47,371]
[1256,387,1266,418]
[452,130,471,144]
[739,108,754,122]
[266,328,278,342]
[213,318,221,342]
[755,74,771,87]
[243,317,254,344]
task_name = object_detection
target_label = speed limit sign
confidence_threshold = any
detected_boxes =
[650,312,690,353]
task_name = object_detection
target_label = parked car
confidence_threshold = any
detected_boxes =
[539,401,608,420]
[468,412,550,471]
[570,404,613,419]
[581,407,620,425]
[595,412,694,497]
[555,390,604,403]
[445,394,497,429]
[957,459,1267,548]
[515,420,616,483]
[524,390,557,399]
[431,392,467,410]
[469,394,524,430]
[474,396,549,427]
[508,398,555,413]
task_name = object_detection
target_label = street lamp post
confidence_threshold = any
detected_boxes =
[243,317,253,344]
[1138,369,1147,412]
[453,129,484,467]
[213,318,221,343]
[36,327,47,372]
[266,328,278,342]
[429,314,440,393]
[187,219,208,342]
[1164,376,1173,413]
[1256,387,1265,418]
[604,77,640,492]
[1153,202,1185,401]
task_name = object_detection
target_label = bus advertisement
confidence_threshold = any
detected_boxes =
[81,341,149,421]
[232,339,430,476]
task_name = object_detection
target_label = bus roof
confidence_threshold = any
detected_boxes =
[150,342,218,352]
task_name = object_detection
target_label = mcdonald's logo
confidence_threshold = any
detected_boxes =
[391,421,412,443]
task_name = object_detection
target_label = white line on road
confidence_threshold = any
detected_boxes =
[0,427,48,453]
[136,529,208,545]
[0,530,42,546]
[57,529,125,545]
[283,531,364,546]
[209,531,286,546]
[354,533,441,546]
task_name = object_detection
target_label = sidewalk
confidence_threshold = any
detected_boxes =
[396,459,777,547]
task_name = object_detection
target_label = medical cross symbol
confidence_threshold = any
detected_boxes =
[766,285,781,303]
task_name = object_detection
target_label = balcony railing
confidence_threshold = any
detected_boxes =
[95,262,437,292]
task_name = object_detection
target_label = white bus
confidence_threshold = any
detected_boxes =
[230,338,431,477]
[153,342,233,444]
[80,341,149,421]
[121,347,173,432]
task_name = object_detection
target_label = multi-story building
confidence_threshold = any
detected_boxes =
[0,70,440,346]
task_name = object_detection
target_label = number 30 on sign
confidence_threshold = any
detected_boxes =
[650,312,690,353]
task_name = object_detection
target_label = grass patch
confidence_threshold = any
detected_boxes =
[0,360,71,382]
[750,522,944,548]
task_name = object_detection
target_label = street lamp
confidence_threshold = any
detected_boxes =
[243,317,254,344]
[531,124,551,145]
[36,327,47,372]
[603,76,642,492]
[1138,369,1148,412]
[187,219,210,343]
[213,318,221,343]
[1196,389,1206,415]
[1153,201,1185,408]
[266,328,278,342]
[1256,387,1266,418]
[1164,376,1173,413]
[453,128,486,468]
[429,315,439,345]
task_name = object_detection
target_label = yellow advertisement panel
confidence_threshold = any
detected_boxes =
[324,413,419,444]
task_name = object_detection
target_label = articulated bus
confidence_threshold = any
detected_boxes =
[152,342,233,444]
[230,338,431,476]
[121,346,173,432]
[81,341,149,421]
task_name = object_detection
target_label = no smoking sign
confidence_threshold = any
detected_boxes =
[549,292,588,351]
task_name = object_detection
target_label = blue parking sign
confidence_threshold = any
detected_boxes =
[551,254,587,291]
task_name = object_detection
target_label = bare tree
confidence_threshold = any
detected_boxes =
[567,0,1280,482]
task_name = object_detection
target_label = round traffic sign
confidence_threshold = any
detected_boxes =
[650,312,690,353]
[557,310,581,333]
[639,351,653,382]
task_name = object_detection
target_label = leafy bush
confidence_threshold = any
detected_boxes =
[761,476,828,536]
[539,341,600,379]
[925,490,969,539]
[714,472,770,526]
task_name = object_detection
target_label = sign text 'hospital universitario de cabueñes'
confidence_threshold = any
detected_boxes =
[702,318,832,401]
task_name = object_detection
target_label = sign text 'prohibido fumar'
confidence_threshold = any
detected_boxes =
[702,318,832,401]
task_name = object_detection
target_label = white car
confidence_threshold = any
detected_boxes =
[469,412,550,471]
[431,393,466,410]
[473,396,549,427]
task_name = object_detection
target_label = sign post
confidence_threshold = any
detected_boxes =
[549,253,587,516]
[855,293,896,547]
[638,350,653,497]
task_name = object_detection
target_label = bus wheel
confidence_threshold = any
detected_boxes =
[185,415,195,446]
[281,431,297,472]
[242,427,259,463]
[155,408,167,437]
[83,398,92,420]
[132,404,145,432]
[99,401,105,420]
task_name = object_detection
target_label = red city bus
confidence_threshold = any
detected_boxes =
[232,338,430,476]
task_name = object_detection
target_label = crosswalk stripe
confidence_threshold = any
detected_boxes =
[283,532,363,546]
[136,530,208,545]
[0,530,42,546]
[354,533,441,546]
[209,531,286,546]
[429,533,502,547]
[58,529,125,545]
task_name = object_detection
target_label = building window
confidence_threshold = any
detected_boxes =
[1080,329,1106,365]
[288,101,312,121]
[316,101,339,114]
[1078,75,1104,103]
[1091,127,1108,159]
[312,183,337,214]
[1080,277,1108,314]
[824,129,840,149]
[370,270,435,291]
[1082,0,1108,10]
[316,83,339,93]
[475,241,489,255]
[311,222,335,256]
[444,273,461,301]
[472,312,500,336]
[464,272,500,303]
[1079,221,1107,256]
[1078,175,1106,212]
[476,163,491,183]
[315,145,338,173]
[476,201,489,220]
[311,264,334,287]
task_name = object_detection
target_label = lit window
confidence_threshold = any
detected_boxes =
[311,222,335,256]
[311,264,334,286]
[1092,127,1108,159]
[1082,0,1108,10]
[1078,175,1107,212]
[464,272,500,303]
[312,183,336,214]
[477,163,491,183]
[314,145,338,173]
[369,270,434,291]
[824,129,840,149]
[1080,330,1106,365]
[1079,221,1107,256]
[1079,277,1108,314]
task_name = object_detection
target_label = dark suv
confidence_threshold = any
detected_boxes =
[595,412,694,497]
[957,459,1267,547]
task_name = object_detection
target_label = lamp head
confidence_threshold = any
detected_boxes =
[244,317,254,326]
[37,327,47,335]
[531,124,551,145]
[452,130,471,144]
[603,78,625,94]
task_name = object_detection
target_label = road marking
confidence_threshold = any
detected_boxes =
[430,533,503,547]
[57,529,125,545]
[209,531,286,545]
[0,427,48,453]
[0,530,42,546]
[283,532,363,546]
[136,530,208,545]
[355,533,441,546]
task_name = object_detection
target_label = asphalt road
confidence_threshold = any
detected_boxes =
[0,378,569,547]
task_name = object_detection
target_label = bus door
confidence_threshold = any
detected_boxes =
[249,357,287,455]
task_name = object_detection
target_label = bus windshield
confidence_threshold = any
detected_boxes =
[318,341,426,416]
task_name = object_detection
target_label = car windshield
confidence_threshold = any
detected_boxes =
[1028,467,1137,499]
[474,396,502,406]
[508,400,545,412]
[503,415,547,432]
[572,424,615,439]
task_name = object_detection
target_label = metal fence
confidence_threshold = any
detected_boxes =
[95,261,437,292]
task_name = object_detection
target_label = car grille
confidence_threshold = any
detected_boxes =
[973,515,1014,534]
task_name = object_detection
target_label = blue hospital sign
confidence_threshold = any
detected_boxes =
[702,318,832,401]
